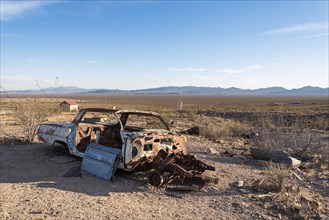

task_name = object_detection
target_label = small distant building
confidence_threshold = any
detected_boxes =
[60,100,79,112]
[291,101,304,105]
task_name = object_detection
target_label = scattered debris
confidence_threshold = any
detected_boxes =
[237,180,244,188]
[253,185,323,218]
[148,153,215,187]
[203,175,219,184]
[186,126,200,136]
[290,171,303,181]
[248,164,325,219]
[239,188,251,194]
[250,147,301,168]
[178,126,200,136]
[221,149,235,157]
[207,147,219,155]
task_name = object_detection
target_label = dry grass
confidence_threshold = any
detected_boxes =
[253,162,288,193]
[249,111,328,163]
[194,115,250,141]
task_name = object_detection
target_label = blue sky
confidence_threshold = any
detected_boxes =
[1,1,328,90]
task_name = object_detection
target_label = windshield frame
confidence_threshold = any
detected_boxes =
[116,111,170,132]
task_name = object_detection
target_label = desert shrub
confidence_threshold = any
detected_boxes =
[196,115,250,141]
[252,112,315,155]
[186,108,198,121]
[11,98,59,142]
[253,162,288,193]
[297,116,329,131]
[252,111,329,181]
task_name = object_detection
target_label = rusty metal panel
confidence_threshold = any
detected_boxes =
[38,123,72,136]
[37,123,73,145]
[122,131,187,171]
[81,144,121,180]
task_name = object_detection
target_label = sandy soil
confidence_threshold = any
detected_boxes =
[0,136,328,220]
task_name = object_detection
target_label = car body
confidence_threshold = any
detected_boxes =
[37,108,187,171]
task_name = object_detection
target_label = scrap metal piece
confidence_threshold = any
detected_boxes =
[174,154,215,174]
[81,144,121,180]
[148,153,215,187]
[149,170,165,187]
[250,147,301,168]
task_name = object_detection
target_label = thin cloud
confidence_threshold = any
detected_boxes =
[0,1,54,20]
[264,22,328,35]
[216,64,264,74]
[167,67,207,72]
[299,32,329,39]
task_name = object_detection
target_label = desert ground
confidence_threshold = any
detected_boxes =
[0,95,328,219]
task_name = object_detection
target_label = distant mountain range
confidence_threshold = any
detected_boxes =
[5,86,329,96]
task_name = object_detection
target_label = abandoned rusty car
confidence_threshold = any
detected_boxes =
[37,108,214,186]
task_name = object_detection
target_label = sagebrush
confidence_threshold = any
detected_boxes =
[11,98,59,142]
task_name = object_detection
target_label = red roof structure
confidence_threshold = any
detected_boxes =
[62,100,78,105]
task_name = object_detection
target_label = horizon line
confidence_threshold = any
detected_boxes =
[3,85,329,92]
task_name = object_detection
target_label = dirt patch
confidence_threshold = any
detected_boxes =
[1,137,328,219]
